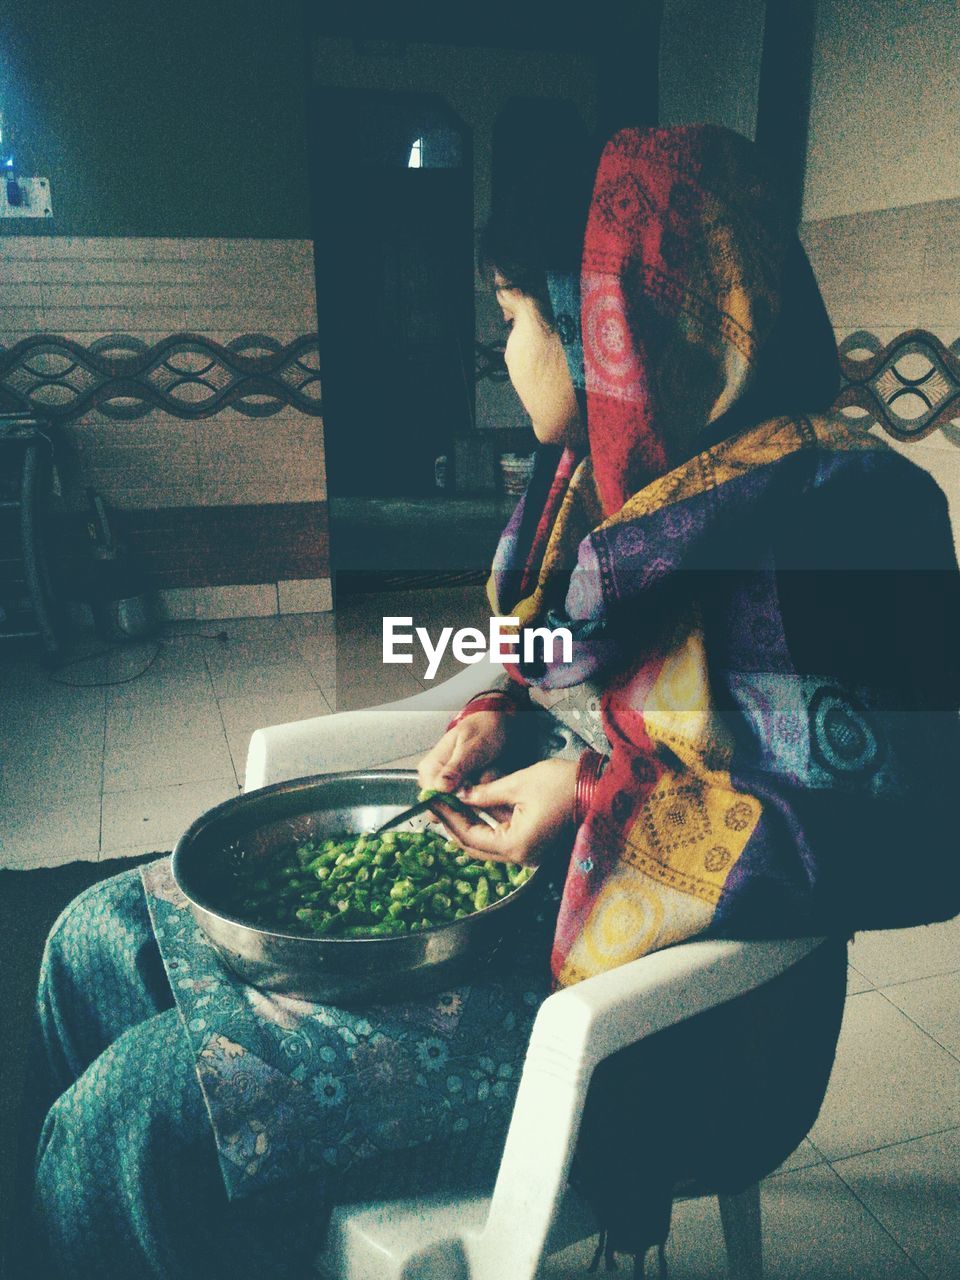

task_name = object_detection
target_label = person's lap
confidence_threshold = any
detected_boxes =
[23,843,847,1275]
[21,862,547,1277]
[31,1004,329,1279]
[13,868,325,1276]
[35,868,173,1090]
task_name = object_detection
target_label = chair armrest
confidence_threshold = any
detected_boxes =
[244,656,507,790]
[466,936,825,1280]
[244,707,447,792]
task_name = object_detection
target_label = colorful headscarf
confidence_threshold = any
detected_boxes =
[488,125,960,987]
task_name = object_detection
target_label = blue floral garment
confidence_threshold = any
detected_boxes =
[140,856,559,1203]
[26,869,334,1278]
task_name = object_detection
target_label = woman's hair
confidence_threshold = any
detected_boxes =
[478,126,600,325]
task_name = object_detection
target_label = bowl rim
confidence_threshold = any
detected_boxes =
[171,767,539,946]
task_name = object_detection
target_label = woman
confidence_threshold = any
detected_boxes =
[15,125,960,1277]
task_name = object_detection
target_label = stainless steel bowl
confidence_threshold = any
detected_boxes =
[171,769,539,1005]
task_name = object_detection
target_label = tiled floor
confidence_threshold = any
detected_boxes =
[2,586,959,1277]
[0,586,487,867]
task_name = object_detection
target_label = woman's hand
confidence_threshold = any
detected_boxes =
[417,711,509,794]
[439,759,578,865]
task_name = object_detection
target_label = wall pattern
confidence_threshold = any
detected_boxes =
[801,195,960,559]
[837,329,960,444]
[0,235,331,616]
[0,333,323,422]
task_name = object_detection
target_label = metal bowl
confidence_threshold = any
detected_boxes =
[171,769,539,1005]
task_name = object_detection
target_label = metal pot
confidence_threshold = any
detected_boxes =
[171,769,540,1005]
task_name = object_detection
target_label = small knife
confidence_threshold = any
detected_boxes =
[372,792,497,837]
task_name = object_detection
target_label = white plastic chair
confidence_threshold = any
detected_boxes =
[245,657,823,1280]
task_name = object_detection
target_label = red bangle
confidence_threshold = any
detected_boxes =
[446,692,519,732]
[573,749,606,826]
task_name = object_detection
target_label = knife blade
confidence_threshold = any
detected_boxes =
[372,792,497,837]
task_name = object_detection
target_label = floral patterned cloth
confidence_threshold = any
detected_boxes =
[17,860,567,1277]
[140,856,561,1203]
[26,869,331,1279]
[21,858,847,1277]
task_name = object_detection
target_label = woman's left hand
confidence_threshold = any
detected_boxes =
[439,759,578,865]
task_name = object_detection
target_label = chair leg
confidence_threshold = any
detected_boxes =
[717,1183,763,1280]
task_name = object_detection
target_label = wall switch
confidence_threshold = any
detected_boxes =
[0,176,52,218]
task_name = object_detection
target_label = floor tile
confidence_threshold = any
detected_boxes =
[378,752,424,771]
[37,653,116,693]
[201,616,295,643]
[283,625,337,695]
[107,634,214,690]
[103,699,235,791]
[102,736,237,794]
[97,844,173,863]
[0,844,102,870]
[881,971,960,1059]
[277,577,333,613]
[770,1136,824,1175]
[281,611,337,640]
[0,789,102,868]
[0,654,57,695]
[2,687,105,804]
[201,618,306,669]
[296,654,337,702]
[541,1236,601,1278]
[285,627,337,666]
[847,965,874,995]
[830,1128,960,1280]
[809,991,960,1160]
[1,672,105,865]
[758,1163,923,1278]
[3,669,107,725]
[206,656,321,701]
[653,1162,923,1279]
[101,778,241,855]
[105,687,221,744]
[216,690,332,778]
[847,918,960,987]
[0,640,110,695]
[105,678,221,733]
[334,662,426,712]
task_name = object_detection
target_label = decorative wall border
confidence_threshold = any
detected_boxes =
[473,328,960,447]
[836,328,960,444]
[0,333,323,421]
[5,325,957,444]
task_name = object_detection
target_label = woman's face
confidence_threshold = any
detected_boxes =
[495,274,583,448]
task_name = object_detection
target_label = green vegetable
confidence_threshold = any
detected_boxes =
[222,819,535,940]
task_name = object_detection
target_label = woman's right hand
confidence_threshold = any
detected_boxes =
[417,711,509,794]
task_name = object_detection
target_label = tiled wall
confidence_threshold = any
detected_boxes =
[0,236,331,616]
[800,197,960,555]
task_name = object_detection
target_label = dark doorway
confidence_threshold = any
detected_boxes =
[310,89,473,499]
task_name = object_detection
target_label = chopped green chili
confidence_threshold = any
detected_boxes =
[222,826,533,939]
